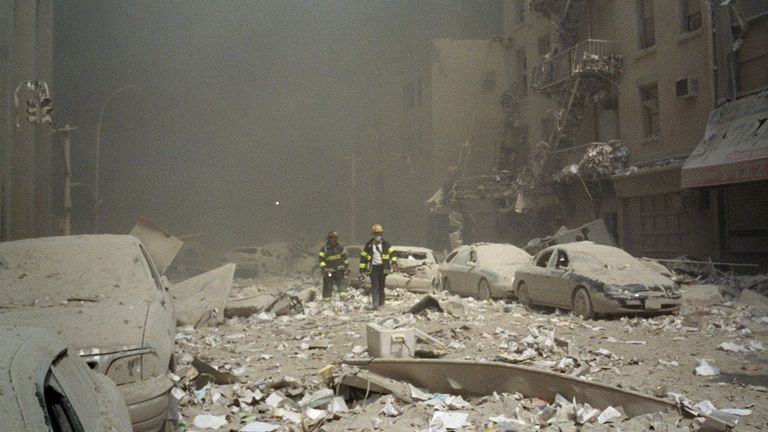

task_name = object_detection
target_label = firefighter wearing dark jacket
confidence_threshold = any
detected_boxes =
[359,224,397,308]
[319,231,349,301]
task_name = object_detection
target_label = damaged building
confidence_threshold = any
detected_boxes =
[423,0,767,268]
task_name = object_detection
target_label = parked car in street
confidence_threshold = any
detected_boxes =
[347,245,441,292]
[0,326,133,431]
[387,246,441,292]
[0,235,178,431]
[439,243,532,299]
[513,242,682,318]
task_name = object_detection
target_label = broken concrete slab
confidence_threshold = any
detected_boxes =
[345,358,731,431]
[408,295,443,314]
[682,284,724,307]
[524,219,615,255]
[192,358,241,385]
[171,263,236,327]
[224,294,276,318]
[265,287,316,316]
[738,289,768,309]
[129,218,183,274]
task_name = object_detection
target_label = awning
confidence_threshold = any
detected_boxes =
[681,90,768,188]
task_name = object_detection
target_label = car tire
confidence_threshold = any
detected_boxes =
[572,287,595,319]
[517,282,532,308]
[443,278,452,294]
[477,279,491,300]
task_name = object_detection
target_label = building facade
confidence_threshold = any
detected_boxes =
[434,0,766,267]
[0,0,55,241]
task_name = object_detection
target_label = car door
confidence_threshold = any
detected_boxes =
[441,248,471,295]
[522,250,553,304]
[545,249,577,308]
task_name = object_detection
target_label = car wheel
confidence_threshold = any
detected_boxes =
[517,282,532,308]
[443,278,452,294]
[477,279,491,300]
[572,287,594,319]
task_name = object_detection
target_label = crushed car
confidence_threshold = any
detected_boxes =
[439,243,532,300]
[347,245,441,293]
[513,242,682,318]
[0,235,178,432]
[0,326,133,431]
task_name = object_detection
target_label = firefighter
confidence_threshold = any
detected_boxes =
[359,224,397,309]
[319,231,349,301]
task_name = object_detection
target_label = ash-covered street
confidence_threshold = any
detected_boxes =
[172,277,768,432]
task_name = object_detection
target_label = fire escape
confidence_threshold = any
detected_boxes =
[530,0,623,156]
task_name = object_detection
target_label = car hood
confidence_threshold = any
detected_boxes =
[0,302,147,352]
[573,267,673,288]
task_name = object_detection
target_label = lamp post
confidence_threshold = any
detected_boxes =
[94,85,139,233]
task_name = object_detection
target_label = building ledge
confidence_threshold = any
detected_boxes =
[676,27,703,43]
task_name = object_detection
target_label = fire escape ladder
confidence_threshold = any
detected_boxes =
[549,74,587,150]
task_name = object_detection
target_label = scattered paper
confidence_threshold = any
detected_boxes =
[193,414,227,430]
[695,359,720,376]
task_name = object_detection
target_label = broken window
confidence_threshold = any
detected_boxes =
[680,0,702,33]
[640,83,660,138]
[512,0,525,24]
[536,251,553,268]
[637,0,656,49]
[402,82,414,110]
[515,47,528,97]
[537,35,551,56]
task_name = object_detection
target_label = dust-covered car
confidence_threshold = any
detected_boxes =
[347,245,440,292]
[439,243,532,300]
[513,242,682,318]
[0,326,133,432]
[224,246,283,277]
[386,246,441,292]
[0,235,177,431]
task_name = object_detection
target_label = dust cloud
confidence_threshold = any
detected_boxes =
[53,1,501,250]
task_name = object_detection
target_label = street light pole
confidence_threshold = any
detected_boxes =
[94,84,138,233]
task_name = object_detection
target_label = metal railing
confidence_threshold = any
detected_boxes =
[532,39,622,90]
[544,142,594,174]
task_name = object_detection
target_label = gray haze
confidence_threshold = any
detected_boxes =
[53,1,501,248]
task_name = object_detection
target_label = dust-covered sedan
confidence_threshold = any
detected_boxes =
[513,242,682,318]
[0,326,133,432]
[439,243,532,300]
[0,235,178,431]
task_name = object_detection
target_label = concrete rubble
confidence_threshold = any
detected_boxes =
[168,276,767,431]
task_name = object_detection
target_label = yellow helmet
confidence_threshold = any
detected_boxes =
[371,224,384,234]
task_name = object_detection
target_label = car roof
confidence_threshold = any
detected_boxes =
[393,245,433,253]
[545,241,629,256]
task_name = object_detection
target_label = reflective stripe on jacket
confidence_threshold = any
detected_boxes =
[319,243,349,272]
[359,239,397,274]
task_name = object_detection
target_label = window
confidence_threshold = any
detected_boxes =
[555,251,569,269]
[680,0,702,33]
[402,82,414,110]
[536,251,553,267]
[513,0,525,24]
[734,13,768,94]
[639,193,687,254]
[537,35,551,56]
[452,249,471,265]
[515,47,528,96]
[640,83,660,138]
[637,0,656,49]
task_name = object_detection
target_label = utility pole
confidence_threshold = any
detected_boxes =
[94,84,139,233]
[344,155,362,243]
[54,125,78,235]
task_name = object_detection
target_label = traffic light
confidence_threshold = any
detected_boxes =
[25,98,39,124]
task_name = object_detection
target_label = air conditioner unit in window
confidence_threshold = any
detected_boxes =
[675,77,698,98]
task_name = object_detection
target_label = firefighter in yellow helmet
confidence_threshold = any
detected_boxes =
[359,224,397,309]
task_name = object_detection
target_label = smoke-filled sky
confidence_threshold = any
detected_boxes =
[54,1,501,249]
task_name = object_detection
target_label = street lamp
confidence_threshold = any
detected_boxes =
[94,85,139,233]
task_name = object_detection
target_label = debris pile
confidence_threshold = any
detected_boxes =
[554,140,629,181]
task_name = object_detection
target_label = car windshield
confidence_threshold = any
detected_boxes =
[393,250,433,263]
[476,244,531,268]
[567,247,643,272]
[0,236,155,307]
